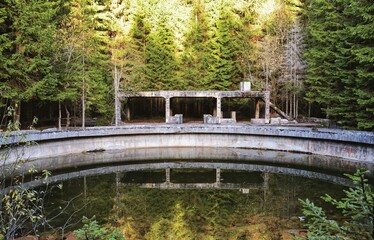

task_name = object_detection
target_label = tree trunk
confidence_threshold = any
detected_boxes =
[73,103,77,127]
[81,58,86,129]
[82,32,86,130]
[308,102,311,118]
[114,65,121,126]
[13,101,21,124]
[285,90,289,116]
[65,104,70,129]
[82,82,85,129]
[290,93,292,119]
[58,101,62,130]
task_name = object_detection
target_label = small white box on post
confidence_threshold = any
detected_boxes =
[240,82,251,91]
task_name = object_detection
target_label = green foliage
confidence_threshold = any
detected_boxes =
[1,0,371,127]
[0,0,61,102]
[0,108,49,239]
[116,185,296,239]
[303,0,374,130]
[300,169,374,239]
[145,203,195,240]
[144,15,182,90]
[205,4,247,90]
[52,0,112,125]
[180,0,210,90]
[74,216,124,240]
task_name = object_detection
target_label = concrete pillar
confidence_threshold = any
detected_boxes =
[124,101,131,121]
[264,92,270,123]
[216,97,222,118]
[263,172,269,212]
[255,99,260,119]
[263,172,269,190]
[166,168,171,183]
[165,97,171,123]
[231,111,236,121]
[216,168,221,183]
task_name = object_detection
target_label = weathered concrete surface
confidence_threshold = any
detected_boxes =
[119,90,271,122]
[1,124,373,163]
[204,114,220,124]
[119,90,269,99]
[166,114,183,124]
[25,147,373,175]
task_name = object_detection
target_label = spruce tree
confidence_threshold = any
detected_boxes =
[54,0,111,127]
[0,0,61,122]
[344,0,374,130]
[304,0,374,130]
[181,0,211,90]
[126,7,150,91]
[205,3,246,90]
[144,15,181,90]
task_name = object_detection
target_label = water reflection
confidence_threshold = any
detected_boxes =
[19,147,370,238]
[28,147,373,175]
[44,167,347,239]
[25,161,353,190]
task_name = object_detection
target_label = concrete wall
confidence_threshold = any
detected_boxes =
[1,125,373,164]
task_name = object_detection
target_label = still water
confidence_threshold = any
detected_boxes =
[35,147,357,239]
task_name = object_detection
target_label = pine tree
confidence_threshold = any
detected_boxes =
[181,0,211,90]
[300,169,374,239]
[0,3,10,111]
[205,2,247,90]
[0,0,62,122]
[54,0,111,127]
[144,15,181,90]
[344,0,374,130]
[304,0,374,130]
[125,6,150,91]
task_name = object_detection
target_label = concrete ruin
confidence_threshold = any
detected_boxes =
[118,86,271,125]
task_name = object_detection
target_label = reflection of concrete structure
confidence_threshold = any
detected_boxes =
[123,182,266,190]
[11,162,354,191]
[119,90,271,124]
[122,168,269,190]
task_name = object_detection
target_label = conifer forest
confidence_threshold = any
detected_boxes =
[0,0,373,130]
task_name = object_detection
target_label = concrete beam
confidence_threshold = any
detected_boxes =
[120,90,270,100]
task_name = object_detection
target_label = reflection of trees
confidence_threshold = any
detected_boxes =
[116,184,251,237]
[112,173,346,239]
[263,174,345,217]
[45,172,346,238]
[45,174,117,230]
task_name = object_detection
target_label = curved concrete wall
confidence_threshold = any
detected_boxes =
[1,124,373,164]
